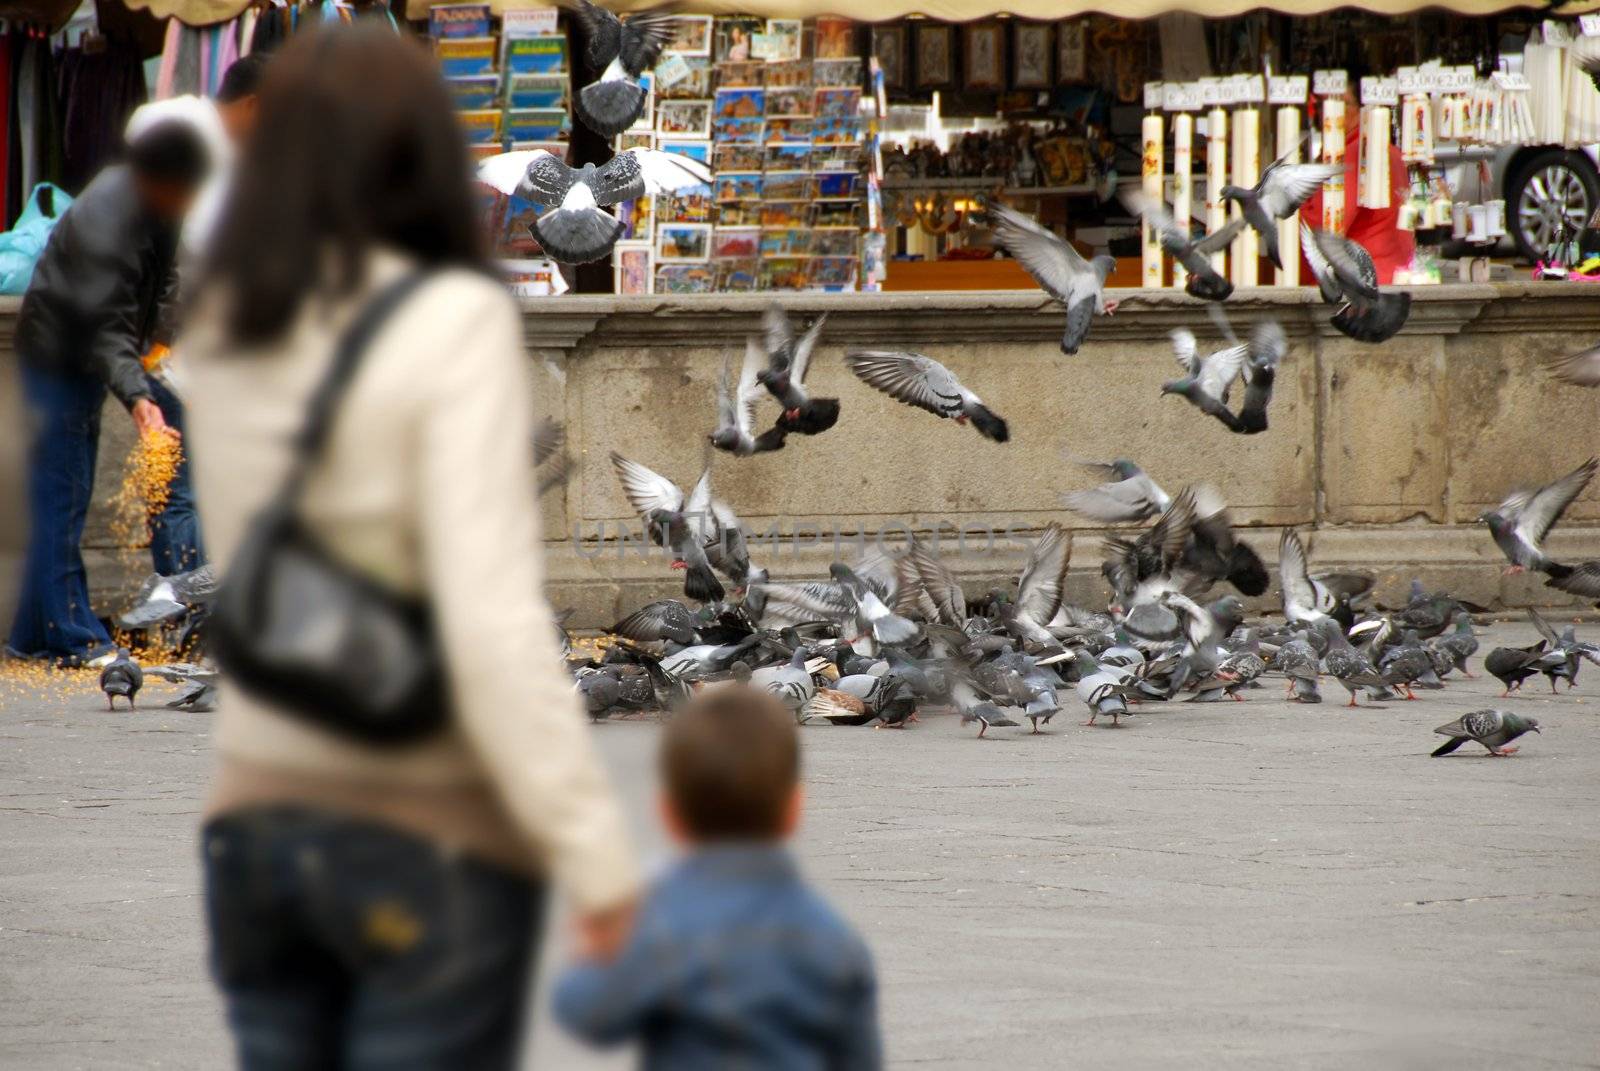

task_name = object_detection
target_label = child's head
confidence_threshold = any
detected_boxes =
[660,686,801,845]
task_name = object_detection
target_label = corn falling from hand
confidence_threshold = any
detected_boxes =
[111,428,184,549]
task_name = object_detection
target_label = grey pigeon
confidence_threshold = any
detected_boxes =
[1301,223,1411,343]
[951,680,1018,738]
[750,646,818,717]
[144,662,218,712]
[1431,709,1540,757]
[1317,620,1386,707]
[711,339,788,456]
[477,147,710,264]
[1484,642,1548,696]
[1123,190,1243,301]
[1427,613,1480,678]
[1074,650,1133,726]
[566,0,678,136]
[1528,609,1600,692]
[1276,632,1322,703]
[1061,457,1171,524]
[99,648,143,711]
[1480,458,1597,577]
[1234,320,1286,435]
[611,599,700,645]
[1219,141,1341,269]
[830,562,919,647]
[611,453,755,598]
[845,351,1008,442]
[988,203,1116,354]
[1000,524,1072,653]
[1161,328,1246,430]
[1543,342,1600,387]
[760,306,839,436]
[895,535,967,626]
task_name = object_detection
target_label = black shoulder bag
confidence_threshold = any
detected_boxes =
[209,271,448,745]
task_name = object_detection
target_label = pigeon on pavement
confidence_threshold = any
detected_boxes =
[100,648,143,711]
[1431,709,1540,757]
[1484,642,1549,696]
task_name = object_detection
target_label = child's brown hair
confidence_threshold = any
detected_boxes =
[660,686,799,840]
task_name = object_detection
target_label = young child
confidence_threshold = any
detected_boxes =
[554,686,882,1069]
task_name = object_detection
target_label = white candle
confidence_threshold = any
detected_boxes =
[1231,108,1260,288]
[1142,113,1165,287]
[1206,106,1228,276]
[1275,107,1300,286]
[1321,97,1345,233]
[1171,113,1194,289]
[1357,105,1391,210]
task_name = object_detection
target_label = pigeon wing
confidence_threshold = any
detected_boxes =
[1198,343,1248,402]
[1512,457,1597,548]
[989,203,1090,306]
[1016,523,1071,625]
[790,313,828,384]
[626,147,713,197]
[477,149,558,198]
[617,8,677,74]
[567,0,622,68]
[845,351,961,417]
[1278,529,1320,620]
[610,452,684,517]
[1063,480,1161,524]
[1259,161,1342,218]
[1544,343,1600,387]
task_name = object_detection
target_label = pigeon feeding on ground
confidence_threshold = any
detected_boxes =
[1074,650,1134,725]
[760,306,840,436]
[711,339,790,456]
[988,203,1117,354]
[1485,642,1549,696]
[1301,222,1411,343]
[565,0,677,136]
[477,147,711,264]
[1219,141,1341,269]
[99,648,143,710]
[1479,457,1597,577]
[1122,190,1243,301]
[1431,709,1541,757]
[1317,620,1387,707]
[845,350,1009,442]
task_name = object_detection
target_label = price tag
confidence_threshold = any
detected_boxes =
[1492,71,1531,92]
[1445,66,1477,92]
[1200,77,1224,107]
[1145,82,1164,110]
[1313,69,1348,96]
[1163,82,1203,111]
[1582,14,1600,36]
[1240,74,1267,104]
[1544,20,1573,46]
[1218,76,1243,106]
[1361,76,1399,106]
[1396,66,1422,95]
[1268,75,1308,105]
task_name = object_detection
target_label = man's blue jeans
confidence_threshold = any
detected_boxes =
[7,363,112,659]
[7,365,206,660]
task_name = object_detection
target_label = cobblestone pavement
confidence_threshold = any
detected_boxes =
[3,622,1598,1069]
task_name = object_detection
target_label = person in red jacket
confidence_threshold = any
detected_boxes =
[1301,90,1415,284]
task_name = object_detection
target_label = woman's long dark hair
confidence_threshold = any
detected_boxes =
[204,23,489,345]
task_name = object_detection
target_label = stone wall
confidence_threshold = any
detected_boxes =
[3,284,1599,629]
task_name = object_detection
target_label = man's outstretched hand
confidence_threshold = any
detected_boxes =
[131,398,173,439]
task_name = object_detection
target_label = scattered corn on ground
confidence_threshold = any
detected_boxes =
[104,428,186,662]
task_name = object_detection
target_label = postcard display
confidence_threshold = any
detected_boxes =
[620,15,868,294]
[433,3,571,267]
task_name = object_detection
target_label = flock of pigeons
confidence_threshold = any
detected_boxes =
[560,293,1600,759]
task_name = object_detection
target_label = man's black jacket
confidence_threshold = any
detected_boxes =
[16,164,179,409]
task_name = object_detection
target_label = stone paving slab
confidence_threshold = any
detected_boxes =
[2,621,1598,1069]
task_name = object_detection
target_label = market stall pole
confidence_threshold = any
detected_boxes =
[1141,84,1165,287]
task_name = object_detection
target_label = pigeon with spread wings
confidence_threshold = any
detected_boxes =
[1479,457,1597,577]
[564,0,678,136]
[1301,222,1411,343]
[1123,190,1244,302]
[711,339,789,456]
[845,350,1009,442]
[1160,328,1246,431]
[477,147,711,264]
[760,306,840,436]
[1220,140,1341,269]
[988,203,1117,354]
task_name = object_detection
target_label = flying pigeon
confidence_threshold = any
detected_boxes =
[1300,223,1411,343]
[1479,457,1597,577]
[760,306,840,436]
[1543,342,1600,387]
[1061,457,1172,524]
[610,599,701,645]
[1161,328,1246,430]
[1278,529,1375,629]
[1233,320,1286,435]
[844,350,1009,442]
[711,340,789,456]
[610,453,756,603]
[1431,709,1540,757]
[477,147,712,264]
[829,562,919,647]
[1122,190,1244,301]
[988,203,1117,354]
[565,0,678,136]
[100,648,143,710]
[1000,524,1072,653]
[1219,140,1341,269]
[144,662,217,712]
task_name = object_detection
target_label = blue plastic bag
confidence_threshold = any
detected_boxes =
[0,183,72,295]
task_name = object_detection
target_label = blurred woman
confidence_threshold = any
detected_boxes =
[182,25,637,1069]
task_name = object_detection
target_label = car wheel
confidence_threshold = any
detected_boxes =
[1507,149,1599,264]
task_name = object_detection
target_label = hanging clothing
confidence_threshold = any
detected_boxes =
[57,41,149,194]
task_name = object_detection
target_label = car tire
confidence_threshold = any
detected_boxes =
[1506,149,1600,264]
